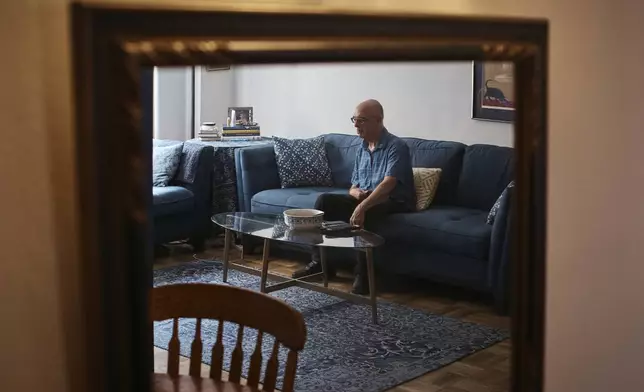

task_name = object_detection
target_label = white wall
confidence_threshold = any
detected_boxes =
[3,1,643,392]
[196,66,235,131]
[234,62,513,146]
[154,66,193,140]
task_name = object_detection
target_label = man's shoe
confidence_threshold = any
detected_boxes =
[292,260,336,279]
[350,259,370,295]
[351,273,370,295]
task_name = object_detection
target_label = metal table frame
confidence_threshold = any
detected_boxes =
[221,228,380,324]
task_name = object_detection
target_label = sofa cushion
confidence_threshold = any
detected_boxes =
[152,186,194,217]
[251,187,348,214]
[152,143,183,187]
[273,136,334,188]
[374,205,492,260]
[323,134,362,188]
[402,138,466,206]
[456,144,514,211]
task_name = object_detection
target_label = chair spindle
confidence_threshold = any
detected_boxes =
[247,330,264,388]
[282,350,299,392]
[167,318,180,377]
[262,339,281,392]
[189,318,203,377]
[228,325,245,383]
[209,319,225,381]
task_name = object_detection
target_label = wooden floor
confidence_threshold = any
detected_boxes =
[153,238,511,392]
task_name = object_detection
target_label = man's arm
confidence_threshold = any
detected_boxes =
[350,177,395,226]
[358,143,405,210]
[350,143,407,227]
[358,176,396,210]
[349,153,368,200]
[350,153,360,188]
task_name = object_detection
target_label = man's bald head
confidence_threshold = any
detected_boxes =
[353,99,385,141]
[356,99,384,120]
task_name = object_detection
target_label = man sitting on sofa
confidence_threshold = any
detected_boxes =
[292,99,416,294]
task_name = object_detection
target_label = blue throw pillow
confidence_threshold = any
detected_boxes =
[487,180,514,225]
[273,136,334,188]
[152,143,183,187]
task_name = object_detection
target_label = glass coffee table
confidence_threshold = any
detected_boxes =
[212,212,385,323]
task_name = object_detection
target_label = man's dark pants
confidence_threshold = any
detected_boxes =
[311,193,408,265]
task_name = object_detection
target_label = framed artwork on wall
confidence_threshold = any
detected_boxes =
[205,65,231,71]
[472,62,515,123]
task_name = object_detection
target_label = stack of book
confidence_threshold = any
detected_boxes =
[197,122,220,141]
[221,125,262,141]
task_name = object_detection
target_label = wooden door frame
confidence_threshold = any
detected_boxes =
[71,5,547,392]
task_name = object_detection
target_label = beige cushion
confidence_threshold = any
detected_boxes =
[412,168,442,211]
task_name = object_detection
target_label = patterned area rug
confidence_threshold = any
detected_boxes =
[153,261,508,392]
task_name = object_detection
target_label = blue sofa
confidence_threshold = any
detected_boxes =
[235,134,514,309]
[152,140,214,249]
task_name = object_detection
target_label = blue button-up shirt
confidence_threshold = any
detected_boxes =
[351,128,415,210]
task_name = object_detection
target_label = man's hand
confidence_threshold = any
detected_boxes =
[350,203,366,228]
[349,187,369,201]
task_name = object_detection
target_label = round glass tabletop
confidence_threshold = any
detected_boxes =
[212,212,384,249]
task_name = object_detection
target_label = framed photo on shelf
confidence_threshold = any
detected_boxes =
[227,107,253,126]
[472,62,515,123]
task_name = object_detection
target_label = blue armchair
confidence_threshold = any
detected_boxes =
[152,140,214,250]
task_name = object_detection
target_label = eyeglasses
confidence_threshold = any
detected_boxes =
[350,116,369,125]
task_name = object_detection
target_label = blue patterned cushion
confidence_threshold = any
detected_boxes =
[152,143,183,187]
[273,136,334,188]
[486,180,514,225]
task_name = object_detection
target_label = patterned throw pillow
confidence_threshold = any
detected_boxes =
[273,136,334,188]
[487,181,515,225]
[152,143,183,187]
[412,168,442,211]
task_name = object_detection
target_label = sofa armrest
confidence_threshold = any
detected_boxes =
[488,184,513,312]
[173,143,214,233]
[235,145,281,212]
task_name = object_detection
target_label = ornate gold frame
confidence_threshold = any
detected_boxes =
[72,5,547,392]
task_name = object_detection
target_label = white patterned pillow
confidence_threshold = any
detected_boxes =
[273,136,334,188]
[412,168,442,211]
[152,143,183,187]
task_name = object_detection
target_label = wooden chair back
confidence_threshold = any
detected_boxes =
[150,283,307,392]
